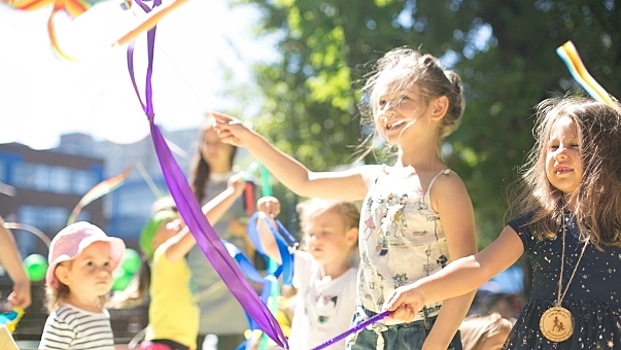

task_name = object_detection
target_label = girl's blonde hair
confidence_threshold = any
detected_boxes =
[362,46,465,142]
[296,198,360,248]
[512,95,621,247]
[45,260,108,312]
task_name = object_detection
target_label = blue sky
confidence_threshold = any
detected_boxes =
[0,0,268,148]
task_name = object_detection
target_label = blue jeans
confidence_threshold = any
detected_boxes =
[346,306,463,350]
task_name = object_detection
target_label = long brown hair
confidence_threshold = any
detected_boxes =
[511,96,621,248]
[189,116,238,202]
[356,46,465,160]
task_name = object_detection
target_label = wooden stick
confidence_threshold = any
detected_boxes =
[112,0,189,47]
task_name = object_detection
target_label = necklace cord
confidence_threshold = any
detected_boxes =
[556,218,590,306]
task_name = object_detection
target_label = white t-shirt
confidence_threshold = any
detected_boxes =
[288,251,357,350]
[39,303,115,350]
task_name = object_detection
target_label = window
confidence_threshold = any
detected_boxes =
[0,160,5,182]
[49,167,71,193]
[72,170,96,194]
[12,162,99,195]
[12,163,35,188]
[19,205,68,234]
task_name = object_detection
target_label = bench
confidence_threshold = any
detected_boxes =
[1,278,148,349]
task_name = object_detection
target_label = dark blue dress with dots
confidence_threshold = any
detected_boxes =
[504,213,621,349]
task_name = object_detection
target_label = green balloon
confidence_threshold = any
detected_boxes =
[121,248,141,275]
[23,254,48,282]
[112,268,133,291]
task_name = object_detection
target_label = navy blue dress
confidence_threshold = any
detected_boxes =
[505,213,621,349]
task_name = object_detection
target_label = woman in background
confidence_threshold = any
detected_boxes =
[187,115,259,350]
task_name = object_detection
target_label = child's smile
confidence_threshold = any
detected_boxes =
[545,115,583,194]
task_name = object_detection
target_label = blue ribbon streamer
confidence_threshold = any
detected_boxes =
[235,213,297,349]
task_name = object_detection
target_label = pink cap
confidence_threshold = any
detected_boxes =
[46,221,126,288]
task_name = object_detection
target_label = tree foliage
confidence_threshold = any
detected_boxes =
[230,0,621,245]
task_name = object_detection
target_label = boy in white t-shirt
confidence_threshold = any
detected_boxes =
[255,197,359,350]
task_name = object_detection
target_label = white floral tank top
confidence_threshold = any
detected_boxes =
[358,168,452,321]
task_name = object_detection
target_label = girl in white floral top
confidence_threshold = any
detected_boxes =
[212,46,477,350]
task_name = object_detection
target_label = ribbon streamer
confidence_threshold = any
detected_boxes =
[311,310,390,350]
[67,164,134,224]
[125,1,287,347]
[556,41,615,106]
[238,214,295,350]
[3,222,51,247]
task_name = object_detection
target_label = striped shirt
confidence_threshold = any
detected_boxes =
[39,304,115,350]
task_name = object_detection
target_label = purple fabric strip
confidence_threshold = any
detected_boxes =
[311,310,390,350]
[125,2,288,348]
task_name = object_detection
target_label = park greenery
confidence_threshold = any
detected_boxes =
[228,0,620,247]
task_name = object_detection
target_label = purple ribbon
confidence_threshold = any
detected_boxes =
[125,1,288,348]
[311,310,390,350]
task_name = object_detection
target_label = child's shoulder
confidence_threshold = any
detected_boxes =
[426,169,468,195]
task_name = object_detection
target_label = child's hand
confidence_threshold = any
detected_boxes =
[211,111,252,147]
[257,196,280,218]
[383,284,425,322]
[227,173,247,197]
[8,280,31,309]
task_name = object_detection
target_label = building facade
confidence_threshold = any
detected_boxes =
[0,143,105,257]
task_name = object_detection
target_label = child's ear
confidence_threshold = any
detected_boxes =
[346,227,359,246]
[430,96,449,121]
[55,264,71,286]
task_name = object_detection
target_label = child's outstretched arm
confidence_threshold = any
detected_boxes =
[212,112,377,201]
[385,225,524,322]
[0,216,31,309]
[254,196,282,264]
[165,174,247,262]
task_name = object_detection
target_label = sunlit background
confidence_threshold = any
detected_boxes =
[0,0,272,148]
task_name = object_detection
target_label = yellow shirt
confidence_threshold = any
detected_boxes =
[146,242,199,350]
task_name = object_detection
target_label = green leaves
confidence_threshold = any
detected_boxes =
[228,0,621,245]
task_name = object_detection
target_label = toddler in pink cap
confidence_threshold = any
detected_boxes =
[39,221,125,350]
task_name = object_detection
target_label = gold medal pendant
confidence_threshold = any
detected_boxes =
[539,306,574,342]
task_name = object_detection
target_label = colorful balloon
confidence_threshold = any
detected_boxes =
[120,248,141,275]
[111,267,133,291]
[22,254,48,282]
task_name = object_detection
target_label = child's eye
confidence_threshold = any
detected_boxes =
[86,261,94,266]
[104,261,111,267]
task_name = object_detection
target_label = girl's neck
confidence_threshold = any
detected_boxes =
[66,293,103,313]
[319,260,350,280]
[395,151,443,171]
[395,135,442,168]
[210,162,232,174]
